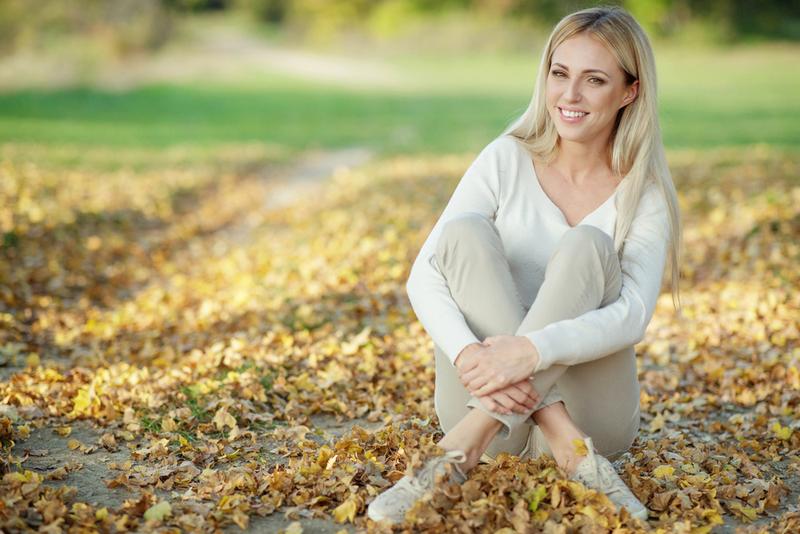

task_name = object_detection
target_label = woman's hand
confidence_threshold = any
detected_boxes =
[477,379,540,415]
[456,335,540,397]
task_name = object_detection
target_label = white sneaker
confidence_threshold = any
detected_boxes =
[569,436,649,521]
[367,449,468,524]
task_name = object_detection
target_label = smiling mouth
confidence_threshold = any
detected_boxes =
[559,107,589,119]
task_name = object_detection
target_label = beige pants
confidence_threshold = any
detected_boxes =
[432,213,641,463]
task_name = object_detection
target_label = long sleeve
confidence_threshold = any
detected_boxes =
[406,138,506,366]
[523,184,671,374]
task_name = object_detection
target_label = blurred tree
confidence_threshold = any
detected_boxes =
[511,0,615,23]
[286,0,374,44]
[689,0,800,40]
[625,0,675,35]
[0,0,172,56]
[1,0,797,57]
[235,0,289,23]
[366,0,423,39]
[164,0,230,10]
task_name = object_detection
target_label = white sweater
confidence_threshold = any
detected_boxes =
[406,135,670,374]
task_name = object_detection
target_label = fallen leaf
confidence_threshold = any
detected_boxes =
[144,500,172,522]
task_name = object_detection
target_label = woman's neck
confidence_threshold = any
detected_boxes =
[551,136,613,186]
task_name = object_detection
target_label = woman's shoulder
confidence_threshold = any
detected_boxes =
[638,181,668,213]
[485,134,525,156]
[470,135,526,173]
[468,134,521,159]
[628,181,671,241]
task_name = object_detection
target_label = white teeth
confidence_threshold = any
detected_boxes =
[560,108,587,118]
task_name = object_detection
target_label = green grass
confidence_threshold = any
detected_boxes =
[0,85,517,156]
[0,43,797,160]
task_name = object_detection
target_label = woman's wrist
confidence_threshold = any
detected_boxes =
[519,336,540,375]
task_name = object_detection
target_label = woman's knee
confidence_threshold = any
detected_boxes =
[440,212,494,243]
[556,225,614,257]
[436,213,498,259]
[546,225,620,299]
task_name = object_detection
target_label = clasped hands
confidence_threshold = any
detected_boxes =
[455,335,541,415]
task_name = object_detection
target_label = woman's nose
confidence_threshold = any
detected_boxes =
[565,79,581,101]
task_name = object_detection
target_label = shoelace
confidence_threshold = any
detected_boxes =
[407,450,467,494]
[585,454,636,505]
[598,464,623,493]
[576,447,613,489]
[575,444,640,510]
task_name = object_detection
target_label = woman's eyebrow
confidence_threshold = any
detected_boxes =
[552,62,609,76]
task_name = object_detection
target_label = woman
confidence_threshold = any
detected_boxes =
[367,5,681,525]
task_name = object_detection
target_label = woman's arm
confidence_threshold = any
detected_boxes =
[406,137,509,365]
[523,184,671,374]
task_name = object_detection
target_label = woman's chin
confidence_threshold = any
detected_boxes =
[556,131,592,144]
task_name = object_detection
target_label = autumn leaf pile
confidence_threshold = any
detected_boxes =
[0,145,798,532]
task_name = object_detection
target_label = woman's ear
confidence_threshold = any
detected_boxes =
[621,79,639,108]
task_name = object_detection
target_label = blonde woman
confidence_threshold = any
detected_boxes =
[368,5,681,526]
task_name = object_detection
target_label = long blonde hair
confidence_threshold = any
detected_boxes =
[503,5,682,313]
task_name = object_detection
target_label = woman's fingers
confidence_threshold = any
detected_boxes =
[472,369,512,396]
[507,383,539,409]
[479,389,533,415]
[470,381,489,396]
[492,392,515,414]
[460,366,481,385]
[461,368,488,392]
[462,364,537,402]
[473,379,504,397]
[513,381,540,405]
[497,391,530,413]
[479,393,508,414]
[459,354,479,374]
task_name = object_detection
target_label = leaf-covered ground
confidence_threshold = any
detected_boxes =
[1,146,798,533]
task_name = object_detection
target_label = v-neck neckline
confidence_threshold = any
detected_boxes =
[525,156,619,229]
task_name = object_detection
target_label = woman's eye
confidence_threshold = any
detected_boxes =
[589,77,605,84]
[551,70,566,77]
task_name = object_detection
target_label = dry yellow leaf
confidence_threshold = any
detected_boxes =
[653,465,675,478]
[771,421,793,440]
[144,501,172,522]
[161,417,178,432]
[54,426,72,437]
[69,388,92,417]
[213,407,237,431]
[100,433,117,450]
[650,412,666,432]
[332,495,358,524]
[729,501,758,521]
[26,353,40,367]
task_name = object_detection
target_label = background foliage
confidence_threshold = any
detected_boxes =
[1,0,798,59]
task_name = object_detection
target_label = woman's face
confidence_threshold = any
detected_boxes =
[545,32,639,146]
